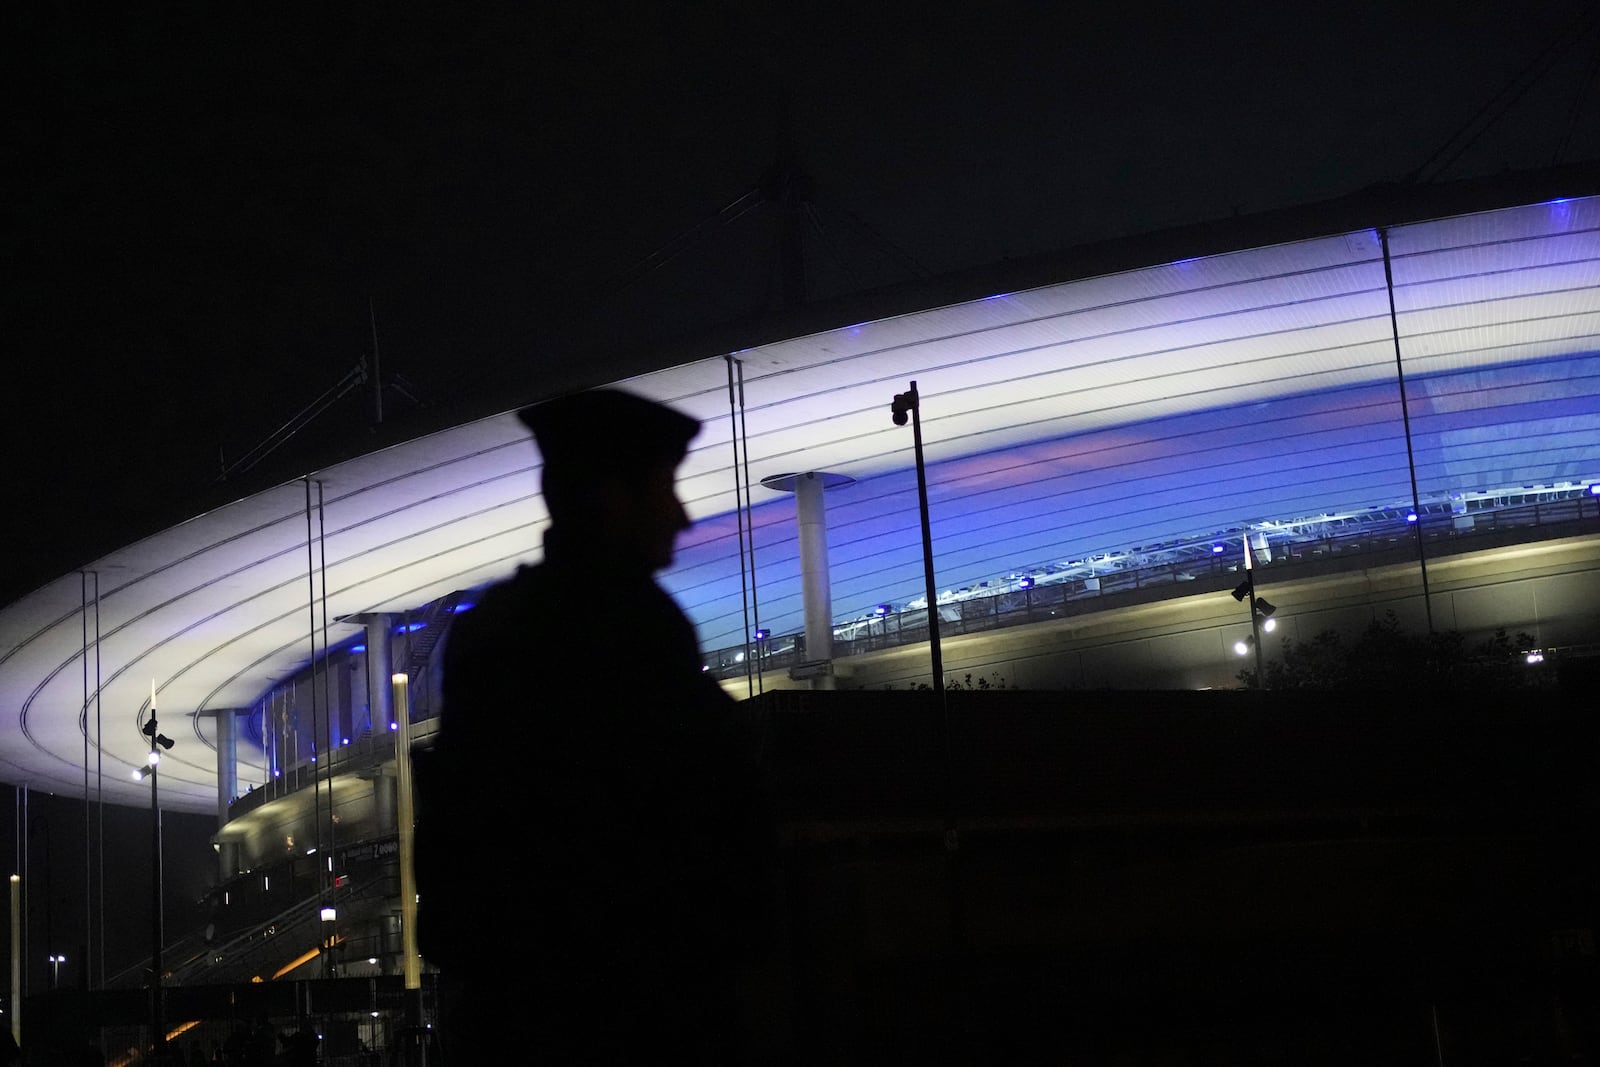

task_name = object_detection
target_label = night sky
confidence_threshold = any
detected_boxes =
[6,1,1599,989]
[10,3,1600,604]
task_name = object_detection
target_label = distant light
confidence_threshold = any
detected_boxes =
[452,602,475,613]
[1405,513,1418,523]
[753,628,770,640]
[389,722,399,731]
[1526,651,1545,665]
[874,604,892,615]
[341,738,350,746]
[1589,483,1600,496]
[320,906,336,922]
[734,652,745,663]
[397,622,426,633]
[349,644,366,653]
[700,665,709,672]
[1211,544,1225,554]
[1016,577,1034,589]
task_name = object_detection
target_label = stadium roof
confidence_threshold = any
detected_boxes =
[5,171,1599,813]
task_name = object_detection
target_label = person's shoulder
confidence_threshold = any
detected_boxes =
[453,565,545,626]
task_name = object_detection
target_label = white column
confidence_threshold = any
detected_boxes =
[215,710,239,879]
[365,614,394,730]
[797,472,833,670]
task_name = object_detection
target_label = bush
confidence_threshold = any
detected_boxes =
[1236,611,1542,691]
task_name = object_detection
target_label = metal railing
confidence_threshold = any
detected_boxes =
[705,492,1600,680]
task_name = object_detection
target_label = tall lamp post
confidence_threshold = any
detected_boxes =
[891,382,944,697]
[136,691,175,1061]
[1231,537,1277,687]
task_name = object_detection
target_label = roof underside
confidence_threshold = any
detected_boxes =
[4,193,1599,812]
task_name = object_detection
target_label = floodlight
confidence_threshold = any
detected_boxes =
[1262,618,1277,633]
[1232,581,1252,602]
[320,906,337,922]
[874,604,891,615]
[1234,639,1251,656]
[1405,513,1418,523]
[1255,598,1276,618]
[752,628,770,640]
[147,751,160,767]
[1211,544,1225,554]
[890,389,917,426]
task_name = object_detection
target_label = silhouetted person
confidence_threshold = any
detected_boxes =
[416,388,772,1063]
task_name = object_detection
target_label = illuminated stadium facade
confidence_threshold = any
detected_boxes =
[3,172,1600,994]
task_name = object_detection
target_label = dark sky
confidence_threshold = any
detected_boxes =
[10,3,1600,605]
[4,0,1599,999]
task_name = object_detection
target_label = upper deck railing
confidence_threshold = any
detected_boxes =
[704,489,1600,680]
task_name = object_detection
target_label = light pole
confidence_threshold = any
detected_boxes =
[890,382,944,697]
[137,694,175,1061]
[1231,538,1277,687]
[47,954,65,991]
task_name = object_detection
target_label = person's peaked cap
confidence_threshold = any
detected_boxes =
[517,388,701,472]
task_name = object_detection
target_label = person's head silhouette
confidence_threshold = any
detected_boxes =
[518,389,701,571]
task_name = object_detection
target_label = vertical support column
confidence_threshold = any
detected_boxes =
[392,675,421,996]
[10,874,21,1049]
[761,471,855,690]
[334,659,352,747]
[796,472,833,679]
[365,615,395,731]
[372,772,397,834]
[215,710,239,880]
